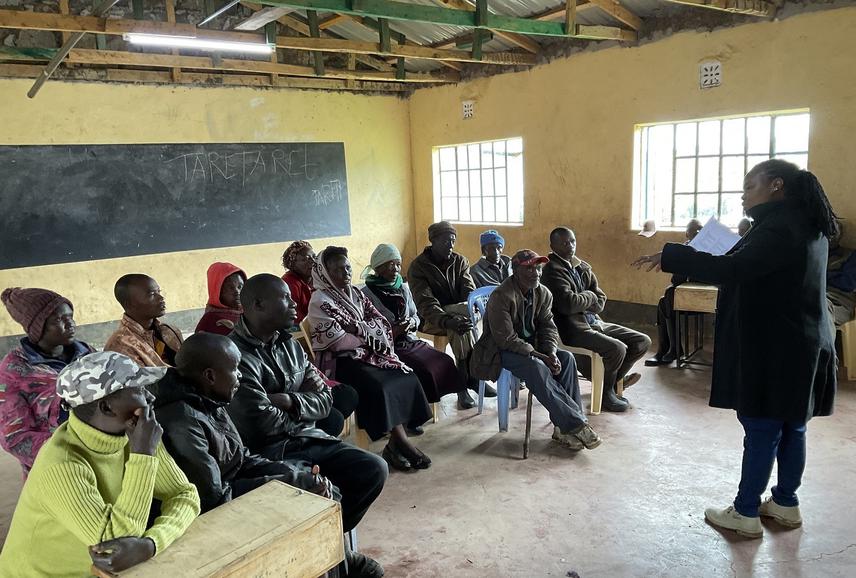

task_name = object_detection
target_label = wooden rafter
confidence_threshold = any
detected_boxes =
[664,0,774,17]
[274,35,535,65]
[431,0,541,54]
[0,45,458,83]
[234,6,294,30]
[0,62,409,91]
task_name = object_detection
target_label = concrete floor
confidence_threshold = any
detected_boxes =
[1,354,854,577]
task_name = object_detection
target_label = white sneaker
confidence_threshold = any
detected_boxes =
[573,424,602,450]
[704,505,763,538]
[759,497,802,528]
[552,426,584,450]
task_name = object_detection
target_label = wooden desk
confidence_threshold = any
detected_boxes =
[106,481,343,578]
[673,283,719,367]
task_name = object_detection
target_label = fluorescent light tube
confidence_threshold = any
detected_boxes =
[123,33,273,55]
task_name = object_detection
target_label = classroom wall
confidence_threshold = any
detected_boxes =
[0,79,414,338]
[409,6,856,308]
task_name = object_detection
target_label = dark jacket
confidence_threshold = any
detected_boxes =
[470,277,559,381]
[407,248,476,333]
[470,256,513,288]
[661,200,837,422]
[151,369,306,512]
[228,317,335,454]
[541,253,607,341]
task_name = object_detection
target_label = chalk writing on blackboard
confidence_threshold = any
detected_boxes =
[165,144,320,187]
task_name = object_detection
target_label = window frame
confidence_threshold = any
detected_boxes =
[432,136,525,226]
[632,109,810,231]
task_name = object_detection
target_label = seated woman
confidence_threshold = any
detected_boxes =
[195,262,246,335]
[0,287,94,477]
[281,240,316,324]
[307,246,433,472]
[361,244,466,410]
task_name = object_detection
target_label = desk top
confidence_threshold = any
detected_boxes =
[674,283,718,314]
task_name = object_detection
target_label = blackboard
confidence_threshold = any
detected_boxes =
[0,142,350,269]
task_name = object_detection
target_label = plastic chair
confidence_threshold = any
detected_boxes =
[562,343,607,415]
[300,318,367,448]
[469,286,535,458]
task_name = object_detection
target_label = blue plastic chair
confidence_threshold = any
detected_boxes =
[468,286,523,433]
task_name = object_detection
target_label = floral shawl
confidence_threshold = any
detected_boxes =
[306,253,410,373]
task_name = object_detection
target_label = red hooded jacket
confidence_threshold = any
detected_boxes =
[195,262,246,336]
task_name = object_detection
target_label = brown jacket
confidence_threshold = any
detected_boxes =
[407,248,476,333]
[541,253,607,340]
[104,314,184,367]
[470,277,559,382]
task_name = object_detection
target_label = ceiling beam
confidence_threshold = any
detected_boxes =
[256,0,572,37]
[662,0,774,17]
[0,45,459,83]
[234,6,294,30]
[586,0,642,30]
[274,35,536,65]
[0,62,409,91]
[430,0,541,54]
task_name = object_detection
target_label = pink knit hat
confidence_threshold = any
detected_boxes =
[1,287,73,342]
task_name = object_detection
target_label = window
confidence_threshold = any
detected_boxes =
[433,137,524,225]
[633,111,810,229]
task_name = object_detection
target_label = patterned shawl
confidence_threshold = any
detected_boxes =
[306,252,410,372]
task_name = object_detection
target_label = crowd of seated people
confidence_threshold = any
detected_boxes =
[0,220,678,575]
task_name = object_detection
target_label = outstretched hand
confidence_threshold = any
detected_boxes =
[631,252,663,272]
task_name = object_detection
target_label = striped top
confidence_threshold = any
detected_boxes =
[0,413,200,577]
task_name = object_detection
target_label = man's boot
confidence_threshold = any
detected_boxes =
[457,389,476,410]
[601,387,629,412]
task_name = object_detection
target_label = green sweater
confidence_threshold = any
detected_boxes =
[0,413,200,577]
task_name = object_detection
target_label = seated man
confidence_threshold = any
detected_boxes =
[469,229,512,288]
[0,351,200,577]
[153,332,334,513]
[227,274,387,578]
[105,274,184,367]
[542,227,652,412]
[195,262,246,335]
[646,219,702,366]
[470,250,601,451]
[407,221,496,409]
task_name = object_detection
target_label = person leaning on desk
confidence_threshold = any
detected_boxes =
[632,159,838,539]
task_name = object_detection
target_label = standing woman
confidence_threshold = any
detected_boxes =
[0,288,94,476]
[633,159,838,538]
[307,247,433,472]
[362,243,466,411]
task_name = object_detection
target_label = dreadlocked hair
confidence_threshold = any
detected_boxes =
[754,159,840,239]
[322,246,349,269]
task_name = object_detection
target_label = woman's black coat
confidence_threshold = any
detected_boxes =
[661,200,836,422]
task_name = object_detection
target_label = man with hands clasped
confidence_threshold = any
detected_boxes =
[470,250,602,451]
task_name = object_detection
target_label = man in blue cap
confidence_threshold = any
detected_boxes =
[470,229,513,288]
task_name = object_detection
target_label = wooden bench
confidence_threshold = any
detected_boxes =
[100,481,343,578]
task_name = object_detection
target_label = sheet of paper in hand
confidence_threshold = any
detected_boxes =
[688,217,741,256]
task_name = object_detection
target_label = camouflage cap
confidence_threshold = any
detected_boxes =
[56,351,167,408]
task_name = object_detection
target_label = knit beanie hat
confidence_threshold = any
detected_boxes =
[428,221,457,242]
[479,229,505,248]
[1,287,73,342]
[369,244,402,271]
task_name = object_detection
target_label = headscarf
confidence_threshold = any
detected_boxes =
[205,262,245,309]
[428,221,457,242]
[1,287,73,342]
[307,249,409,372]
[361,244,403,289]
[282,240,314,271]
[479,229,504,248]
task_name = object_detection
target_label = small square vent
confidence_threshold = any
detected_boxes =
[699,61,722,89]
[462,100,475,119]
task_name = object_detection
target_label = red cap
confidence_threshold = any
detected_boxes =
[511,250,549,267]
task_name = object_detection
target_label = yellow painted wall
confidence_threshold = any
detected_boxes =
[409,7,856,307]
[0,80,413,336]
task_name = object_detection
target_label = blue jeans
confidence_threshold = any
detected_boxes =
[499,349,587,434]
[733,414,807,517]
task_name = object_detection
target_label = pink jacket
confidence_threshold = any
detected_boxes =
[0,339,93,476]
